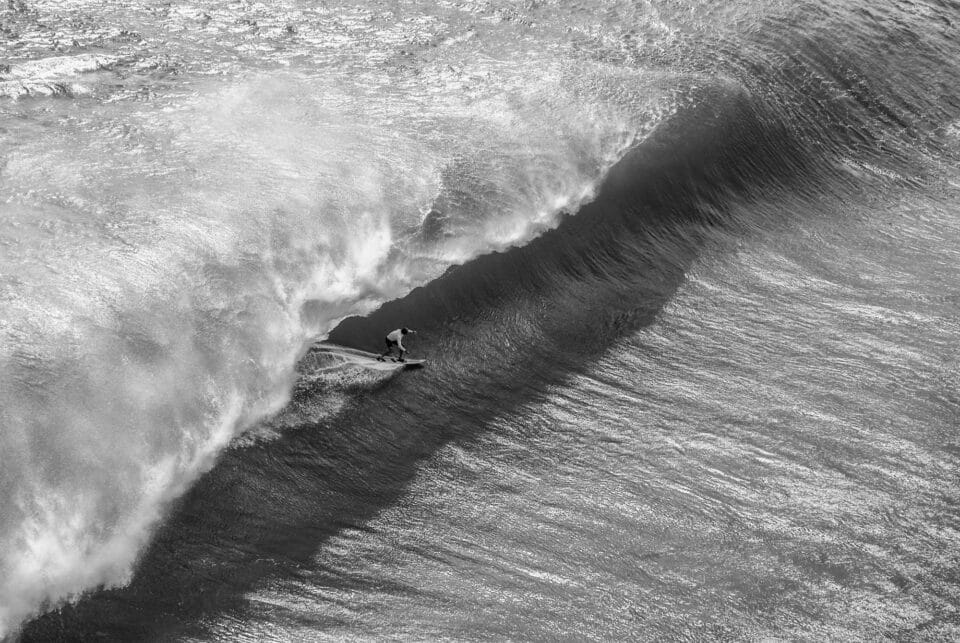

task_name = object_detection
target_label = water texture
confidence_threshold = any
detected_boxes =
[1,0,959,639]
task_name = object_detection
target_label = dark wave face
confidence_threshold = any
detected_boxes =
[6,0,960,639]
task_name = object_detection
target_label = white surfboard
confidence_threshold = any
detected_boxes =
[310,344,425,371]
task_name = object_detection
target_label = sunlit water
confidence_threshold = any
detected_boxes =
[3,0,960,639]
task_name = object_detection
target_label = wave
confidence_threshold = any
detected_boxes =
[9,0,960,635]
[0,65,664,636]
[0,54,116,99]
[1,54,116,80]
[15,79,843,640]
[325,91,818,357]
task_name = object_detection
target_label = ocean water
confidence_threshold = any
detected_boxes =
[2,0,959,640]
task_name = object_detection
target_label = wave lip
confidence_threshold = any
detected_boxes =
[0,54,116,99]
[0,54,116,80]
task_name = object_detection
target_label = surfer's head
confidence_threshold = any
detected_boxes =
[401,327,413,334]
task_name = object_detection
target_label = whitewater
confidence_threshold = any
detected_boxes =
[3,0,960,640]
[1,0,661,635]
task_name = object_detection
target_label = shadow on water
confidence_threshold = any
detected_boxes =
[21,89,817,641]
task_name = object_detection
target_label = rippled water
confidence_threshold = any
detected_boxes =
[3,0,960,639]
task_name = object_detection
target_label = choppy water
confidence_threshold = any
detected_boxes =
[2,0,960,640]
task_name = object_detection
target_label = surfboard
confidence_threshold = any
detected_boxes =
[309,343,425,371]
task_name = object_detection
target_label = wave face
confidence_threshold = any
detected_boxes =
[0,1,670,635]
[5,0,960,639]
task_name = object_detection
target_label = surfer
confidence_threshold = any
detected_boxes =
[377,327,415,362]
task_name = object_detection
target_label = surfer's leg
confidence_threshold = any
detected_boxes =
[378,338,392,361]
